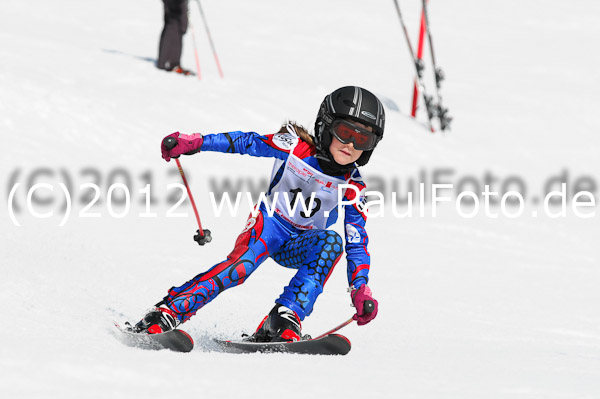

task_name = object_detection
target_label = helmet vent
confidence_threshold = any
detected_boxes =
[343,99,356,108]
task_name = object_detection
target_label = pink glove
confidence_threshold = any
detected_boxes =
[351,285,378,326]
[161,132,204,162]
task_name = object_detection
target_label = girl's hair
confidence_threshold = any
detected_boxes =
[278,121,314,146]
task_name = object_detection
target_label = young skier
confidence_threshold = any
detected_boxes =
[135,86,383,342]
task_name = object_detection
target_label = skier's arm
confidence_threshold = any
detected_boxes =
[343,180,378,326]
[161,130,295,162]
[343,190,371,289]
[201,131,294,160]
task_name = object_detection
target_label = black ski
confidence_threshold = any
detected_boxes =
[213,334,351,355]
[113,321,194,353]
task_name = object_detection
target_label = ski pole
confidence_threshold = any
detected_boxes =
[410,1,428,120]
[189,21,202,80]
[422,0,439,88]
[162,136,212,246]
[313,300,375,340]
[194,0,224,78]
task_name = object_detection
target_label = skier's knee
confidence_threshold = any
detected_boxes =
[317,230,344,258]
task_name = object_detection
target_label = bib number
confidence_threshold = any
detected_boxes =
[289,188,321,218]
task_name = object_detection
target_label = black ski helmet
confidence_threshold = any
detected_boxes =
[314,86,385,168]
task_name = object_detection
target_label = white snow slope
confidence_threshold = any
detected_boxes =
[1,1,599,398]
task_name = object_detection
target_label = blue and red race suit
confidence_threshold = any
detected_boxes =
[164,127,371,321]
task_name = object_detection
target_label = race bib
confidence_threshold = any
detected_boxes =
[269,154,345,230]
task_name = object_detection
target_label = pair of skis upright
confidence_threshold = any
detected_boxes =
[393,0,452,132]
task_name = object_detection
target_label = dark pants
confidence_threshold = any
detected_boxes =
[157,0,188,70]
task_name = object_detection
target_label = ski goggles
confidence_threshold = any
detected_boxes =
[330,119,379,151]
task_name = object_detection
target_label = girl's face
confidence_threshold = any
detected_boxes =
[329,136,363,165]
[328,120,372,165]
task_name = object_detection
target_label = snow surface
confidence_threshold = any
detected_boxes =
[1,0,599,398]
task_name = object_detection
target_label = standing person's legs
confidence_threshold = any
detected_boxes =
[157,0,188,70]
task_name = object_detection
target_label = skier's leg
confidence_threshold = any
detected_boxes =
[157,0,188,70]
[162,211,288,323]
[271,229,344,320]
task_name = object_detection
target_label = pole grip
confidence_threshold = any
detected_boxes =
[163,136,178,150]
[364,300,375,314]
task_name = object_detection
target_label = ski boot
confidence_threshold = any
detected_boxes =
[172,65,194,76]
[247,305,307,343]
[132,305,180,334]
